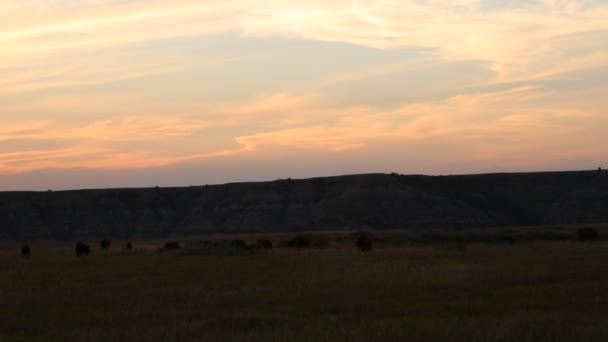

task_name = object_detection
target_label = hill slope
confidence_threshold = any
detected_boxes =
[1,170,607,239]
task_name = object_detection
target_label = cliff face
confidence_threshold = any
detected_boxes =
[1,171,607,240]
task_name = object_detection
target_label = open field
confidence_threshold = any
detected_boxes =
[2,225,608,341]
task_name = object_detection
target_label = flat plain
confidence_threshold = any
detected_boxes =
[1,225,608,341]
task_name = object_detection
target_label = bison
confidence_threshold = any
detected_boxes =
[165,241,180,250]
[257,239,273,249]
[231,240,248,249]
[21,244,31,258]
[288,235,312,248]
[75,241,90,257]
[100,239,111,250]
[578,228,599,241]
[356,235,373,252]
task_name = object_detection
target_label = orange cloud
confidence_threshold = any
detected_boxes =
[0,114,255,174]
[0,86,605,175]
[0,146,108,174]
[0,117,212,142]
[231,86,603,169]
[240,1,608,83]
[2,0,606,91]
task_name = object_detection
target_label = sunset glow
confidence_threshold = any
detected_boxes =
[1,0,607,190]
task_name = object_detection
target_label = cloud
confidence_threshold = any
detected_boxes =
[0,84,605,176]
[240,0,608,79]
[0,49,257,95]
[1,0,606,89]
[0,116,225,173]
[0,146,107,174]
[0,117,212,141]
[0,0,606,181]
[232,85,605,168]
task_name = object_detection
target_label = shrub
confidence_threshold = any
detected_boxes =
[578,228,599,241]
[356,235,373,252]
[125,242,133,250]
[75,241,90,257]
[100,239,111,250]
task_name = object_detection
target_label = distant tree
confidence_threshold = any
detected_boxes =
[21,244,31,258]
[100,239,111,250]
[578,228,599,241]
[75,241,90,257]
[356,234,373,252]
[125,242,133,250]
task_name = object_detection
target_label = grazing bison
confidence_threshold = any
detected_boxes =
[356,235,373,252]
[288,235,312,248]
[165,241,180,250]
[100,239,111,250]
[578,228,599,241]
[257,239,273,249]
[75,241,90,257]
[21,244,31,258]
[231,240,248,250]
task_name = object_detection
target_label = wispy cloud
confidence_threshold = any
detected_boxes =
[241,0,608,80]
[0,0,606,185]
[2,0,606,86]
[0,84,606,176]
[234,85,605,167]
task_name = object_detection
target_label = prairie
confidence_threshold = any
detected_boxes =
[1,225,608,341]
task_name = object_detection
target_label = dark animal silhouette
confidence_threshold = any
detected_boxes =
[21,244,31,258]
[578,228,599,241]
[231,240,248,249]
[100,239,111,250]
[165,241,180,250]
[75,241,90,256]
[288,235,312,248]
[257,239,273,249]
[356,235,373,252]
[125,242,133,250]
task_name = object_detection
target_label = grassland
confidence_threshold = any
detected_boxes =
[1,225,608,341]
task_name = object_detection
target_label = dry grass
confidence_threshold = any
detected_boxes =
[1,226,608,341]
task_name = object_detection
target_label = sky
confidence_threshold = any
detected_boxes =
[1,0,607,190]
